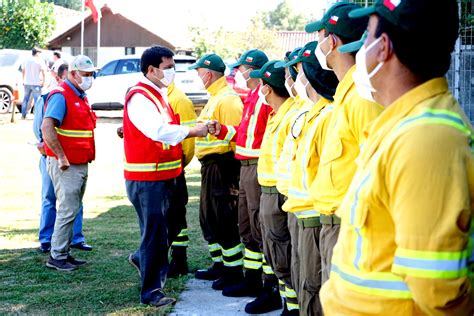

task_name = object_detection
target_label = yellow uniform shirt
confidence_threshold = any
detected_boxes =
[310,65,383,215]
[168,83,197,167]
[321,78,474,316]
[257,98,296,187]
[282,98,333,219]
[195,76,243,159]
[275,97,311,196]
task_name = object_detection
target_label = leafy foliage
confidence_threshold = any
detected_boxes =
[0,0,55,49]
[41,0,82,11]
[260,0,306,31]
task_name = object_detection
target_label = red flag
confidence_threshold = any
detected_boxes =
[85,0,99,23]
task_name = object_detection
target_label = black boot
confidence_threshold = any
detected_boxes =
[222,268,263,297]
[280,299,299,316]
[212,266,244,291]
[167,247,189,279]
[245,282,282,314]
[195,262,224,281]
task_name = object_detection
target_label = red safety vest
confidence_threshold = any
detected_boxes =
[44,82,96,164]
[123,82,183,181]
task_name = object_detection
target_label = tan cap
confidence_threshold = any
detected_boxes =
[69,55,99,72]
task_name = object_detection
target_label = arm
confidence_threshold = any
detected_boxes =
[387,126,473,315]
[41,117,69,170]
[33,96,46,155]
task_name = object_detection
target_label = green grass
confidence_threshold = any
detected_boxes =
[0,168,210,315]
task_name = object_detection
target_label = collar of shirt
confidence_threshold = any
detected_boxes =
[332,64,356,107]
[141,75,169,103]
[307,97,331,123]
[65,79,86,99]
[270,97,295,133]
[207,76,229,97]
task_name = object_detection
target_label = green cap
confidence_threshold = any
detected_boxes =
[349,0,444,33]
[275,47,302,68]
[281,41,318,67]
[229,49,269,69]
[338,31,368,53]
[249,60,286,88]
[305,2,368,40]
[188,53,226,73]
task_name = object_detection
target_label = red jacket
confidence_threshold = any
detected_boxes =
[123,82,183,181]
[44,82,96,164]
[218,85,271,160]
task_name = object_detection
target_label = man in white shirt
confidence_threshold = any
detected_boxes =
[21,48,45,119]
[123,45,208,308]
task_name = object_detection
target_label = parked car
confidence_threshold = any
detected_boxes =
[87,55,210,110]
[0,49,72,114]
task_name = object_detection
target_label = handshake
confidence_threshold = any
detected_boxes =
[190,120,221,137]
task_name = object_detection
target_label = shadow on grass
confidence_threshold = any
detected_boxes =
[0,194,210,315]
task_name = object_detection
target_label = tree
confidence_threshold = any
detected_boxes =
[260,0,306,31]
[0,0,55,49]
[41,0,82,11]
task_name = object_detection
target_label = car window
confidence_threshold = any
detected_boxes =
[116,59,139,74]
[97,60,119,77]
[0,53,20,67]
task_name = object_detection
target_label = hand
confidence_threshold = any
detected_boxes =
[58,155,70,170]
[117,126,124,139]
[36,142,46,155]
[207,120,221,136]
[192,123,209,137]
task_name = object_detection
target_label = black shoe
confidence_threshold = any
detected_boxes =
[39,242,51,253]
[146,290,177,308]
[70,242,93,251]
[46,256,77,272]
[212,267,243,291]
[245,285,282,314]
[128,253,141,277]
[195,262,223,281]
[67,255,87,266]
[222,269,262,297]
[167,251,189,278]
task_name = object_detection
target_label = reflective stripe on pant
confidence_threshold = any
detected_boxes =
[239,164,263,270]
[320,224,340,284]
[199,153,242,267]
[167,172,189,248]
[298,224,322,316]
[39,155,85,244]
[126,179,173,304]
[287,213,300,312]
[260,192,292,286]
[47,157,87,260]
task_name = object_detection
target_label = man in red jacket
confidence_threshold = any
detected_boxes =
[42,55,98,272]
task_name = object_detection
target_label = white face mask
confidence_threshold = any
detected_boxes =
[198,72,210,90]
[240,68,251,82]
[284,76,295,98]
[258,85,269,104]
[155,68,175,87]
[78,75,93,91]
[294,74,310,102]
[315,36,333,72]
[353,37,384,102]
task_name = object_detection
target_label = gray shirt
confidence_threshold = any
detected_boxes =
[22,56,45,86]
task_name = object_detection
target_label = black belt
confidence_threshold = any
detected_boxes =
[320,214,341,225]
[261,186,279,194]
[297,217,321,228]
[240,159,258,166]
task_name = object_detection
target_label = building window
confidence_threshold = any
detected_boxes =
[125,47,135,55]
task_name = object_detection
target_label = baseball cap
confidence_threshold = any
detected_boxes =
[228,49,269,69]
[338,31,368,53]
[249,60,286,89]
[69,55,98,72]
[275,47,302,68]
[305,2,368,40]
[188,53,226,73]
[281,41,318,67]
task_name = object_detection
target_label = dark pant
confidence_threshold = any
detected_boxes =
[126,179,174,304]
[298,224,322,316]
[199,152,242,267]
[238,164,263,270]
[320,224,340,284]
[167,171,189,249]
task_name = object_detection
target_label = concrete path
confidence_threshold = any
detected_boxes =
[170,279,282,316]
